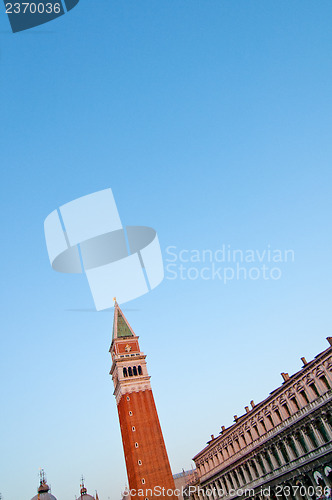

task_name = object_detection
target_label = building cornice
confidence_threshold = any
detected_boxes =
[198,391,331,482]
[193,344,332,463]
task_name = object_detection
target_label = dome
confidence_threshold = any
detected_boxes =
[77,478,96,500]
[31,493,57,500]
[31,470,57,500]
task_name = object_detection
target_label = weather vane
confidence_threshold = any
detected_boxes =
[39,469,46,484]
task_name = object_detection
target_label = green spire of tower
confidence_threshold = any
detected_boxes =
[112,301,135,339]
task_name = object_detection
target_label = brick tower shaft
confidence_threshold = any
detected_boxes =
[110,302,177,500]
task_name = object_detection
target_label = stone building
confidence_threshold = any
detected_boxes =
[76,477,99,500]
[185,338,332,500]
[173,470,198,500]
[121,470,197,500]
[30,471,58,500]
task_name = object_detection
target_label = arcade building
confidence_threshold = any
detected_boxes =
[184,339,332,500]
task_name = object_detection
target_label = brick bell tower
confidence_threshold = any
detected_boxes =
[110,301,177,499]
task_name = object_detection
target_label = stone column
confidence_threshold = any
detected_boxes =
[302,427,316,451]
[266,448,279,470]
[290,435,303,457]
[219,477,228,496]
[229,471,239,489]
[192,491,199,500]
[240,465,251,485]
[247,460,257,481]
[307,422,324,447]
[223,474,232,494]
[296,430,308,453]
[283,438,297,461]
[197,489,205,500]
[253,457,264,477]
[274,445,286,466]
[235,469,245,487]
[319,416,332,441]
[238,468,246,488]
[260,452,272,473]
[214,479,223,498]
[211,481,219,500]
[197,491,204,500]
[206,483,213,499]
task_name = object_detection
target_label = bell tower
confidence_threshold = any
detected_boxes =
[110,301,177,499]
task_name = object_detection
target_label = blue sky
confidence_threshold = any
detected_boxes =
[0,0,332,499]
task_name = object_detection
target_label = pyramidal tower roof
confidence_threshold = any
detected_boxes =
[112,301,136,340]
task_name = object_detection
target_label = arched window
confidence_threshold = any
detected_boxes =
[272,447,282,467]
[260,419,267,433]
[123,367,128,377]
[282,403,291,417]
[309,383,320,398]
[267,414,274,428]
[252,424,260,437]
[299,390,310,405]
[290,397,300,411]
[244,464,253,482]
[138,365,142,375]
[320,375,331,390]
[247,429,253,442]
[274,408,282,423]
[316,420,329,443]
[128,367,133,377]
[133,366,138,376]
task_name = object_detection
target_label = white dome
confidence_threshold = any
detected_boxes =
[31,494,57,500]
